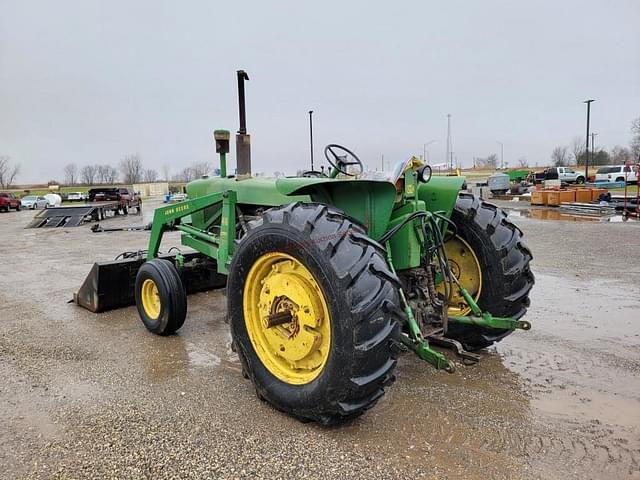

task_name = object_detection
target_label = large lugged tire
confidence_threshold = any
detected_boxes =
[228,202,402,425]
[445,193,534,350]
[135,259,187,335]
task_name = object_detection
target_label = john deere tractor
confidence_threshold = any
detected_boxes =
[76,71,534,424]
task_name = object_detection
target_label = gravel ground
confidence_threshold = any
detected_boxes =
[1,198,639,479]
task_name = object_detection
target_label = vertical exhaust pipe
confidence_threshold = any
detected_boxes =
[236,70,251,177]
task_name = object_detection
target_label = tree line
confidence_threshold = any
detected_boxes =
[61,154,213,186]
[551,116,640,167]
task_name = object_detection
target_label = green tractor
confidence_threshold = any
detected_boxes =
[75,71,534,424]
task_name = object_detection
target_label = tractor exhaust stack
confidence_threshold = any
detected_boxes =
[236,70,251,177]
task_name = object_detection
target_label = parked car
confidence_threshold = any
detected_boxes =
[21,195,49,209]
[595,165,638,184]
[0,192,21,212]
[67,191,88,201]
[88,187,141,214]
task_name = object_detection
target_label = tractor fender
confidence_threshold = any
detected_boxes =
[276,178,397,241]
[417,176,466,219]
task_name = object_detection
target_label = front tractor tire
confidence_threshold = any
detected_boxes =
[444,193,534,350]
[135,259,187,335]
[228,202,402,425]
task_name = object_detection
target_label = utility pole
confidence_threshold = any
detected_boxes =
[446,114,452,173]
[584,99,595,181]
[496,141,504,169]
[308,110,314,171]
[423,140,435,163]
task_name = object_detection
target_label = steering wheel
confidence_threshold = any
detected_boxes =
[324,144,364,176]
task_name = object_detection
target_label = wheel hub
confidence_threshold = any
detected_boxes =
[243,252,331,385]
[437,234,482,315]
[141,279,161,319]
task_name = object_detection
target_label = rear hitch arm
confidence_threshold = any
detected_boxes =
[449,284,531,331]
[385,243,455,373]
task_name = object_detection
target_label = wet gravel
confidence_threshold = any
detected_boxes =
[1,198,639,479]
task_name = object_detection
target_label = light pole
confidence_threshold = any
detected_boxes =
[496,141,504,169]
[584,99,595,181]
[308,110,314,171]
[423,140,436,163]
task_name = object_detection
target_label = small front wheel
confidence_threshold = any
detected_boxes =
[135,259,187,335]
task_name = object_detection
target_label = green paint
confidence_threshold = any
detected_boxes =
[417,175,465,220]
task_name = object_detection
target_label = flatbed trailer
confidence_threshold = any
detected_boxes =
[26,201,127,228]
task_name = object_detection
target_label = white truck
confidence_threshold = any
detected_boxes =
[544,166,586,184]
[594,165,638,184]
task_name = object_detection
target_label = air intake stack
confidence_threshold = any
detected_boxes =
[236,70,251,177]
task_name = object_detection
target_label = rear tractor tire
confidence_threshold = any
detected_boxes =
[135,259,187,335]
[228,202,402,425]
[443,193,534,351]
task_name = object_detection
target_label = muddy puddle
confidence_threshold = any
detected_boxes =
[325,271,640,479]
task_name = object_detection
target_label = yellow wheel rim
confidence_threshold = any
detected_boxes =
[437,234,482,316]
[141,279,161,319]
[243,252,331,385]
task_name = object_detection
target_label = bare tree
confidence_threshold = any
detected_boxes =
[610,145,632,165]
[0,155,20,188]
[517,157,529,167]
[64,163,78,186]
[191,161,212,178]
[120,154,143,184]
[476,153,498,169]
[97,165,107,183]
[144,168,158,182]
[173,167,195,182]
[551,146,569,166]
[103,165,118,184]
[81,165,98,185]
[631,116,640,159]
[570,136,584,165]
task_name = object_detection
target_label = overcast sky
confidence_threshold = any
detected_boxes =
[1,0,639,183]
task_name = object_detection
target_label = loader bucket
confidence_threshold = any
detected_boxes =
[74,252,227,313]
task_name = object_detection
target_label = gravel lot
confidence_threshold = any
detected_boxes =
[1,198,639,479]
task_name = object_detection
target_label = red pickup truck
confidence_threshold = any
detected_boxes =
[0,192,21,212]
[88,187,142,214]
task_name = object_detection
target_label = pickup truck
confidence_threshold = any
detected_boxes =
[0,192,21,212]
[87,187,141,214]
[595,165,638,184]
[540,166,585,184]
